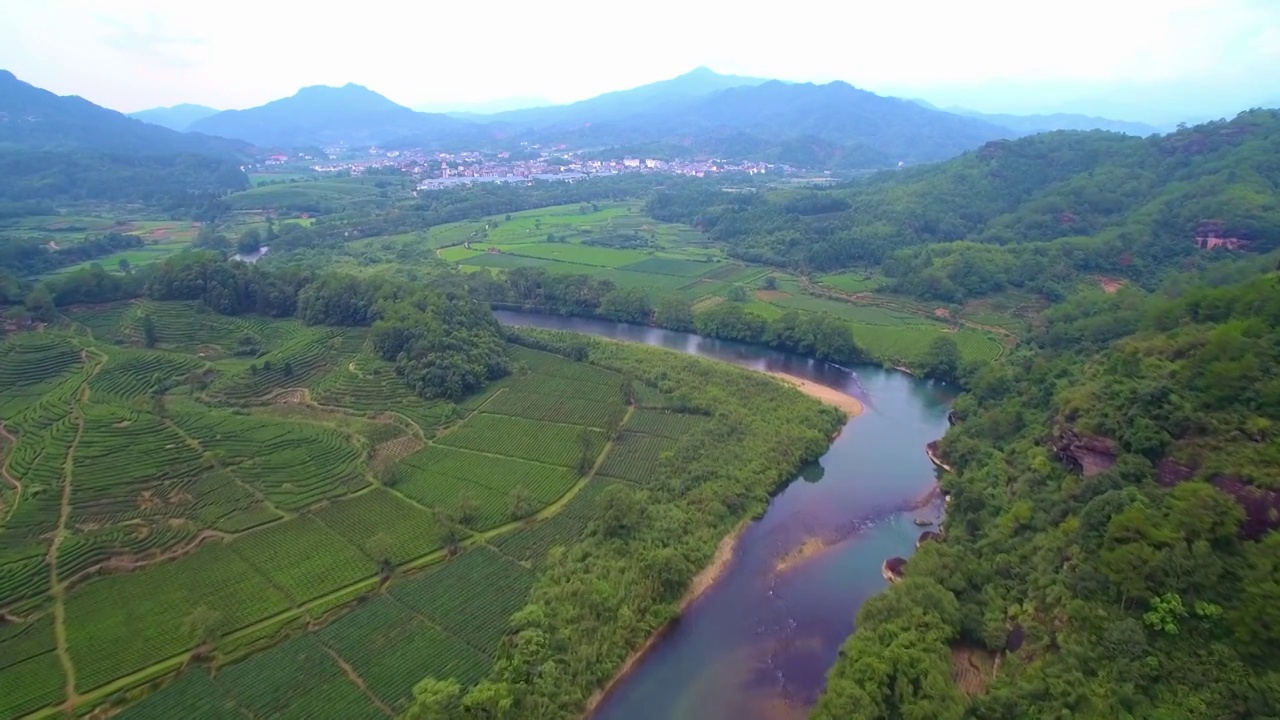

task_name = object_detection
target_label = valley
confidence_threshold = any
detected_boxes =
[2,33,1280,720]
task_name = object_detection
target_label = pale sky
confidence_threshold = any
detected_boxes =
[2,0,1277,123]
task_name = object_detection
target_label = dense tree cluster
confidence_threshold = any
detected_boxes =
[146,252,509,400]
[814,255,1280,718]
[0,231,144,276]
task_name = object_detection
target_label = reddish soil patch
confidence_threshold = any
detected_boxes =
[691,296,725,312]
[1097,277,1125,294]
[370,434,424,473]
[951,645,996,696]
[933,307,951,318]
[270,388,308,405]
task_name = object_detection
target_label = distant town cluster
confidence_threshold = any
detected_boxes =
[261,145,792,189]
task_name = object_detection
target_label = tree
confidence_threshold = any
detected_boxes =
[117,258,131,274]
[23,284,56,322]
[453,491,480,527]
[403,678,463,720]
[761,274,778,291]
[576,428,597,474]
[726,285,750,302]
[185,605,223,645]
[508,485,535,521]
[237,227,263,255]
[140,313,158,348]
[653,296,694,331]
[920,335,960,383]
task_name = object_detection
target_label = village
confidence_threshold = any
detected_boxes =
[255,144,791,189]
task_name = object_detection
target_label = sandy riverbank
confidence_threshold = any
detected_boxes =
[765,371,865,417]
[581,521,748,718]
[925,441,954,472]
[774,536,833,576]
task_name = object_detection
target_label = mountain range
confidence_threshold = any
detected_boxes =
[127,103,220,132]
[32,67,1191,177]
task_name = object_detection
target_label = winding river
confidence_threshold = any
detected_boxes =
[495,311,956,720]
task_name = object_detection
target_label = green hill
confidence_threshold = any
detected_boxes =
[649,110,1280,299]
[0,71,248,205]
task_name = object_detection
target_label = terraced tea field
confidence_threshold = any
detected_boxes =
[0,306,700,718]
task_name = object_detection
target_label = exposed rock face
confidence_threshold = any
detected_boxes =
[1210,477,1280,540]
[1005,624,1025,652]
[1194,219,1247,250]
[1053,429,1119,476]
[1155,459,1279,540]
[882,556,907,583]
[1155,459,1196,487]
[916,531,941,548]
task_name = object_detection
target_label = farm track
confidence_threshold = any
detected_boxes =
[322,647,394,717]
[25,401,634,719]
[0,422,22,524]
[49,346,105,710]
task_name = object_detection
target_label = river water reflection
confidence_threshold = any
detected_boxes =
[495,311,956,720]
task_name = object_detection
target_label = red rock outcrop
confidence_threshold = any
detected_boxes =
[1053,429,1119,476]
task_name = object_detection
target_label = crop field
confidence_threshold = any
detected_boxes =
[0,652,66,719]
[64,543,292,690]
[388,445,577,530]
[388,546,534,654]
[211,634,385,720]
[312,488,441,564]
[88,347,203,402]
[492,477,623,564]
[0,299,776,717]
[230,517,375,603]
[438,413,606,468]
[626,408,710,440]
[113,669,240,720]
[226,181,383,211]
[598,432,677,484]
[316,596,491,709]
[483,386,623,427]
[173,409,367,509]
[816,271,884,293]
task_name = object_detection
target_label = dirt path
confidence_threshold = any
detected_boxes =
[0,422,22,523]
[49,347,105,710]
[323,647,394,717]
[765,371,864,416]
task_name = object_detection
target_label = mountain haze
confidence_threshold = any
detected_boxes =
[128,103,220,131]
[518,79,1014,168]
[190,83,471,147]
[481,67,771,125]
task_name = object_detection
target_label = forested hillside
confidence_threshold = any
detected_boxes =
[812,256,1280,719]
[649,110,1280,301]
[0,71,248,206]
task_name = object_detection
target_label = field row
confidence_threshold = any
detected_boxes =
[110,547,533,719]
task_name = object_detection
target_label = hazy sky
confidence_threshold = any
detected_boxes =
[2,0,1277,122]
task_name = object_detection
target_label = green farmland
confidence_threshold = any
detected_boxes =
[338,203,1011,367]
[0,302,832,718]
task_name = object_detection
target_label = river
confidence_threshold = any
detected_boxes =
[494,311,957,720]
